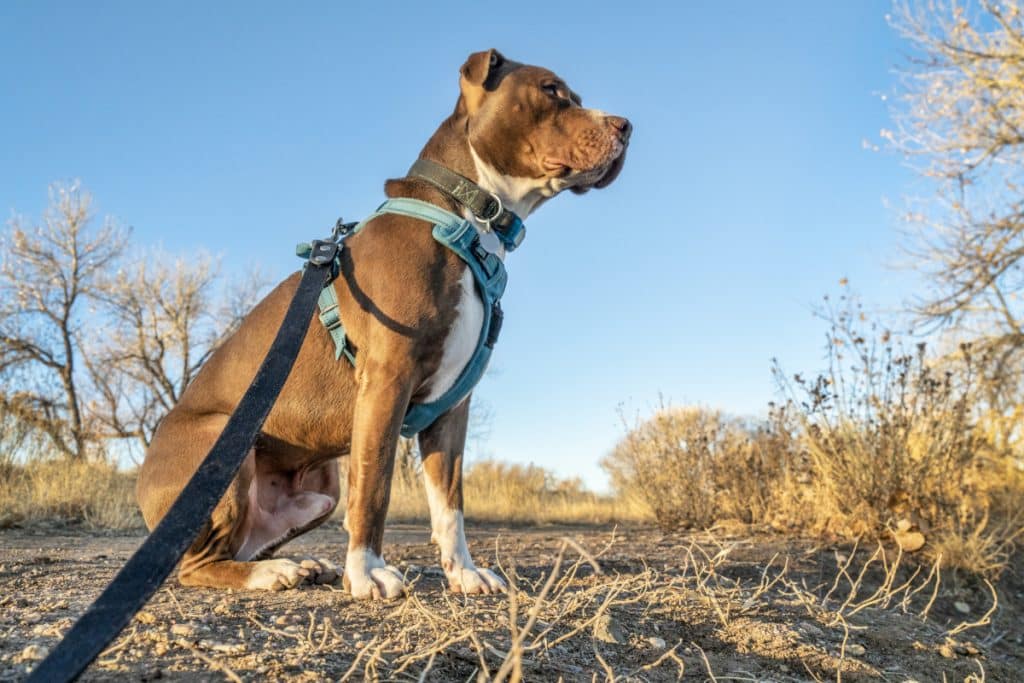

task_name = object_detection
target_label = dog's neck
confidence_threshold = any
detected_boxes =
[390,113,555,242]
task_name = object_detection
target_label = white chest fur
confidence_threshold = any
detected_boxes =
[421,267,484,403]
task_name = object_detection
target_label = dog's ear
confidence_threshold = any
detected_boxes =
[458,49,505,115]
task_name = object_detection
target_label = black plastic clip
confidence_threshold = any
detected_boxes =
[308,240,339,267]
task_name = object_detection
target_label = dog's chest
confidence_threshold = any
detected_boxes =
[420,267,484,403]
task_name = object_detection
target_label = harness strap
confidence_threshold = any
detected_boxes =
[304,196,512,437]
[317,285,355,364]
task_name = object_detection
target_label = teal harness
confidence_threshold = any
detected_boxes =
[297,196,523,437]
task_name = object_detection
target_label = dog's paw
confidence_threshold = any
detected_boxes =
[300,557,340,585]
[448,566,506,595]
[344,565,406,600]
[244,559,310,591]
[342,549,406,600]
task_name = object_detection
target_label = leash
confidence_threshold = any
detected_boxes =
[27,238,344,683]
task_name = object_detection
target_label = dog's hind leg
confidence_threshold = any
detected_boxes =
[418,397,506,595]
[139,414,329,591]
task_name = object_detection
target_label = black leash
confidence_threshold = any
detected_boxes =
[27,239,342,683]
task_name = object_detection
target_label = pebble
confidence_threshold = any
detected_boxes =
[846,643,866,656]
[896,518,912,533]
[19,644,48,661]
[938,643,956,658]
[136,611,157,625]
[894,531,926,552]
[593,614,626,644]
[800,622,826,639]
[954,601,970,614]
[274,615,291,626]
[646,636,667,649]
[170,623,195,637]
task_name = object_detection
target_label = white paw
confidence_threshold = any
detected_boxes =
[300,557,340,585]
[345,565,406,600]
[343,548,406,600]
[449,566,506,595]
[245,559,309,591]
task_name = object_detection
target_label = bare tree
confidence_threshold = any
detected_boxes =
[86,254,223,448]
[888,1,1024,402]
[0,183,125,459]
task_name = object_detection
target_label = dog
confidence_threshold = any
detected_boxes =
[136,49,630,600]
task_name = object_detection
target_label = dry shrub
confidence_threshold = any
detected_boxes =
[775,294,1024,576]
[0,457,141,529]
[602,406,794,530]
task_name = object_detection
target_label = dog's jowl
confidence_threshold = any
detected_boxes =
[136,49,630,600]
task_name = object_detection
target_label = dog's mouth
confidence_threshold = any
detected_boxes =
[552,141,627,195]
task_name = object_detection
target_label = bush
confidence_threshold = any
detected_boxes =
[602,406,794,530]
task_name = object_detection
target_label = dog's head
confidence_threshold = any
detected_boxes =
[456,49,630,215]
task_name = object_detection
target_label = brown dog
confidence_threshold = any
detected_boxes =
[136,49,630,600]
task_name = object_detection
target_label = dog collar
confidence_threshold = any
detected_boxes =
[407,158,526,252]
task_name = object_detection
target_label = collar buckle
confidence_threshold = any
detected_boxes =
[475,192,503,230]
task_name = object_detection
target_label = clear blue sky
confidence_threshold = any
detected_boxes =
[1,2,918,488]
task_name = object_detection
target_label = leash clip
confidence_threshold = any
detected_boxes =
[332,217,358,240]
[308,240,339,267]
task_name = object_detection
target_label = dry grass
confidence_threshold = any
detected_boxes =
[0,455,649,532]
[387,459,649,526]
[0,457,141,530]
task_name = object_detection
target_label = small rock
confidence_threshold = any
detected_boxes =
[896,518,913,533]
[205,641,245,654]
[153,643,168,657]
[894,530,926,552]
[647,636,667,649]
[19,644,48,661]
[274,615,291,626]
[847,643,866,656]
[800,622,826,639]
[170,623,194,637]
[954,642,980,656]
[22,612,42,625]
[593,613,626,644]
[136,611,157,625]
[954,601,971,614]
[938,643,956,659]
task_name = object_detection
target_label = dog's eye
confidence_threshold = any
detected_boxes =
[541,83,562,98]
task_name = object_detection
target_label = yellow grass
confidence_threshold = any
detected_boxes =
[0,456,650,532]
[0,458,141,530]
[386,460,650,525]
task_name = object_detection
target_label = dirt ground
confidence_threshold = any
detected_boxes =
[1,523,1021,682]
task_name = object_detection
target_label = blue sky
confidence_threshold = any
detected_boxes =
[1,2,918,488]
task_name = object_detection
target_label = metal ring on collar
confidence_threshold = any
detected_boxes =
[475,192,503,228]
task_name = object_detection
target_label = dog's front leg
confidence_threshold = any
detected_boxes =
[342,360,410,600]
[418,397,506,594]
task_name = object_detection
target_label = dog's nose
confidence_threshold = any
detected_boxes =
[605,115,632,142]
